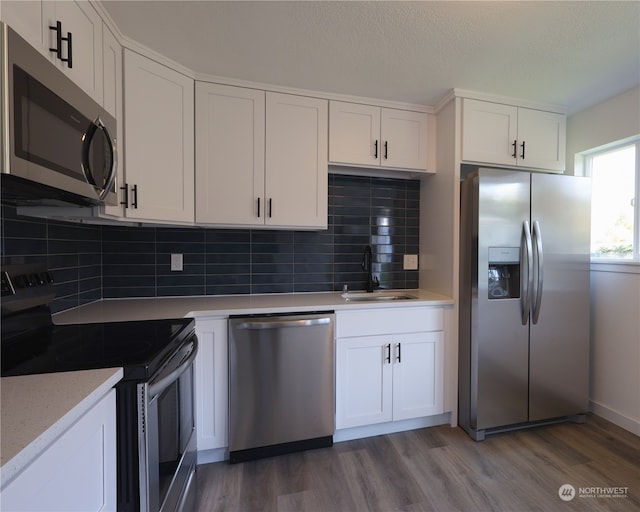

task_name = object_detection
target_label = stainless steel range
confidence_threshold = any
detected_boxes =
[1,263,198,512]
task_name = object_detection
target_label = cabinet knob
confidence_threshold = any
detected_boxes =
[374,140,378,159]
[384,141,388,160]
[512,140,517,159]
[385,343,391,364]
[520,140,526,159]
[396,342,401,363]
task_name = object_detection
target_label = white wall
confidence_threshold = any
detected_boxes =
[566,86,640,436]
[566,86,640,175]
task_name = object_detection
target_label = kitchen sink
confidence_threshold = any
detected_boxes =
[342,292,418,302]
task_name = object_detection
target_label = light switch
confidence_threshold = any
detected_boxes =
[171,253,183,272]
[403,254,418,270]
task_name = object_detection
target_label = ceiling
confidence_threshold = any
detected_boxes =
[101,1,640,114]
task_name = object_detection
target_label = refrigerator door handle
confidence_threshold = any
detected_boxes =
[532,220,544,324]
[521,220,533,325]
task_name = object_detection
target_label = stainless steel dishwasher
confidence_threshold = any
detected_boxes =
[228,312,335,463]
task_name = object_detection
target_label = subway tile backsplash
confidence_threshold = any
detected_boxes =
[1,174,420,312]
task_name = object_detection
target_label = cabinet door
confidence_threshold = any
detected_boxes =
[195,83,265,226]
[1,390,116,511]
[381,108,428,170]
[329,101,381,167]
[461,98,518,166]
[101,24,124,218]
[194,318,228,452]
[265,92,328,229]
[44,0,104,104]
[392,332,444,421]
[123,50,194,223]
[1,0,46,52]
[517,108,566,172]
[336,336,392,429]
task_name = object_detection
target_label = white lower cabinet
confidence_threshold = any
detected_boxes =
[335,308,444,430]
[1,389,117,512]
[194,318,228,453]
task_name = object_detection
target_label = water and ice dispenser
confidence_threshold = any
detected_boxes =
[488,247,520,299]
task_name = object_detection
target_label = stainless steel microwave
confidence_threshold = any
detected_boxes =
[1,23,117,206]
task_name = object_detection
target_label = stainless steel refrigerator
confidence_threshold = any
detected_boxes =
[458,167,591,441]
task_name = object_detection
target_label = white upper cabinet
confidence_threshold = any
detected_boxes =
[2,0,103,103]
[123,50,194,223]
[101,24,124,218]
[461,98,566,172]
[265,92,328,229]
[329,101,428,171]
[195,85,328,229]
[195,83,265,226]
[381,108,429,170]
[1,0,46,51]
[516,107,567,172]
[43,0,104,104]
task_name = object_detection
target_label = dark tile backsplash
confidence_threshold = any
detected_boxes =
[0,205,102,313]
[1,174,420,312]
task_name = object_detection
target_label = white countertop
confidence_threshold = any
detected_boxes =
[1,367,123,489]
[53,289,453,325]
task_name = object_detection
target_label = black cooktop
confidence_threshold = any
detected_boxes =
[1,317,196,381]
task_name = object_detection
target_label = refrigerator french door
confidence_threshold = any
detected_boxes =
[459,167,591,441]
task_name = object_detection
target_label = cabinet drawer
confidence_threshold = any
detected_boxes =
[336,307,443,338]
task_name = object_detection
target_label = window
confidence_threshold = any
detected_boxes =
[585,139,640,260]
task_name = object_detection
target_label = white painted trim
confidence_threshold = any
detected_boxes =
[196,447,227,465]
[590,401,640,437]
[591,261,640,274]
[194,72,433,113]
[92,0,124,41]
[333,413,451,442]
[451,88,567,114]
[120,37,195,79]
[433,89,456,113]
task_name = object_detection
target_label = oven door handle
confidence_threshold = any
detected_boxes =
[148,337,198,399]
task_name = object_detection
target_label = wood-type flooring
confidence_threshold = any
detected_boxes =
[195,414,640,511]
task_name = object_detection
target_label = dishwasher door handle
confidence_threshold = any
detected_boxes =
[235,317,332,330]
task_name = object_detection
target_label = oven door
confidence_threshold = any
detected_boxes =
[138,335,198,512]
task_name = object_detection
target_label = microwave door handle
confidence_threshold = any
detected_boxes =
[81,117,117,200]
[148,339,198,399]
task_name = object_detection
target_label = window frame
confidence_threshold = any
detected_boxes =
[583,137,640,263]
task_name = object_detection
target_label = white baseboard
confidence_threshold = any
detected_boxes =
[590,400,640,437]
[197,447,227,465]
[196,413,454,464]
[334,412,452,443]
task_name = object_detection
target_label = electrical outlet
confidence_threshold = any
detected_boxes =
[403,254,418,270]
[170,253,183,272]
